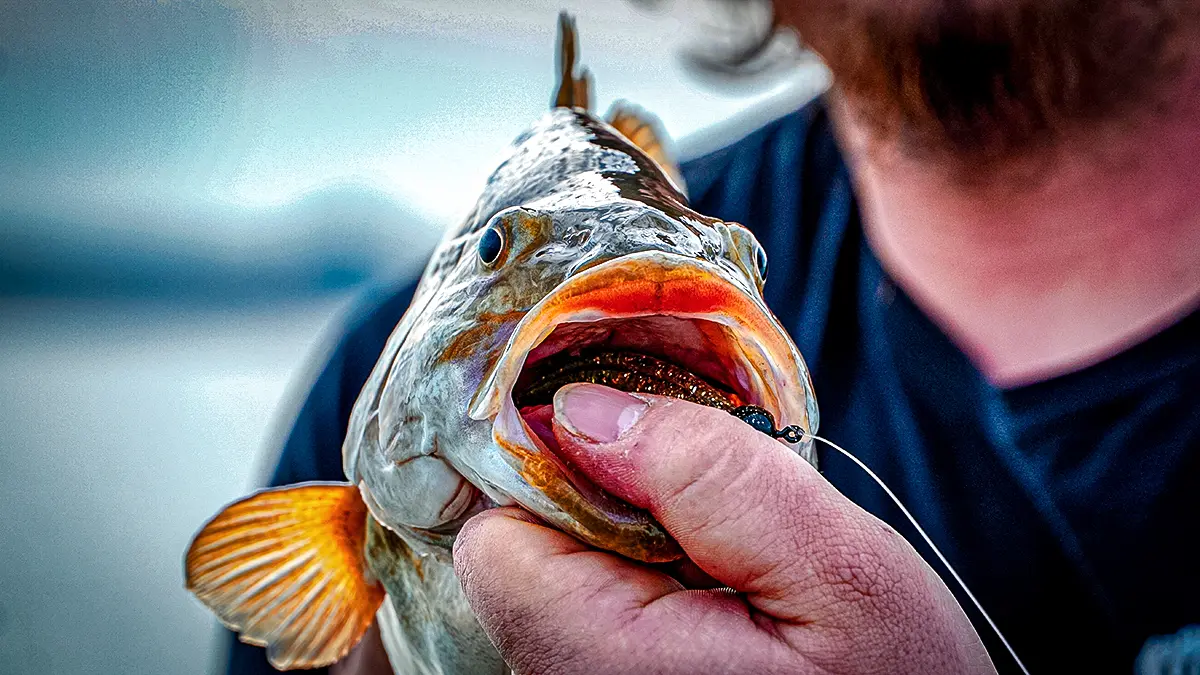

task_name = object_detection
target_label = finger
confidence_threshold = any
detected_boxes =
[550,384,935,625]
[452,507,789,675]
[453,508,676,671]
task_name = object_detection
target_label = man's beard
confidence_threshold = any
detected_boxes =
[776,0,1197,165]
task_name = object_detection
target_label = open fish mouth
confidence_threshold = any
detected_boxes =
[470,251,817,563]
[513,346,746,412]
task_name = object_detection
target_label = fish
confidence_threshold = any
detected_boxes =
[184,13,819,674]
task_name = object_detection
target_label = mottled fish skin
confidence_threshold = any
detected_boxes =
[342,105,818,674]
[364,519,506,674]
[332,18,820,673]
[176,15,819,673]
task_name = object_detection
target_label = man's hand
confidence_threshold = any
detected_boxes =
[453,383,996,674]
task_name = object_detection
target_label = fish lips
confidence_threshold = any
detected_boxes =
[470,251,819,563]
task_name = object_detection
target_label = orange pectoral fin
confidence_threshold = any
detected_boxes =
[184,482,385,670]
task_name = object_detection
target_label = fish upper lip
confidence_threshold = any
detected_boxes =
[470,250,817,433]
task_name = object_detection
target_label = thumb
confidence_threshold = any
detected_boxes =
[550,383,949,627]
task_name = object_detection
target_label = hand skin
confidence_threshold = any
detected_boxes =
[452,383,997,675]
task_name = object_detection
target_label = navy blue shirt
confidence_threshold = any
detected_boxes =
[227,100,1199,674]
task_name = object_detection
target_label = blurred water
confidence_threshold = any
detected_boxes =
[0,0,826,297]
[0,296,354,674]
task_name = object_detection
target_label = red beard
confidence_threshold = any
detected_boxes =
[775,0,1196,163]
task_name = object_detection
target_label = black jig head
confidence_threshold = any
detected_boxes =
[730,405,806,444]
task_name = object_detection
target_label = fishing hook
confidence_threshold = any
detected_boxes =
[730,404,806,443]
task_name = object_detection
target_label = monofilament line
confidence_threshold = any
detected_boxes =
[804,432,1032,675]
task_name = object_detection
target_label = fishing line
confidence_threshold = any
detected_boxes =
[728,405,1030,674]
[802,430,1032,675]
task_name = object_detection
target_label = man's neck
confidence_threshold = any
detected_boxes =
[834,97,1200,388]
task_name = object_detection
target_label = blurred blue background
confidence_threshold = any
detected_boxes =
[0,1,826,673]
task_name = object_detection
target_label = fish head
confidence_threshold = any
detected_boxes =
[345,109,818,563]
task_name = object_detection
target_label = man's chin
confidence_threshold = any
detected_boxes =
[775,0,1192,163]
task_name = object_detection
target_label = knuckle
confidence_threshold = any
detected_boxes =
[453,512,526,599]
[469,570,588,672]
[504,629,579,675]
[815,539,899,604]
[805,510,920,622]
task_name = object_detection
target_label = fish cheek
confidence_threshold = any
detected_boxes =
[361,453,477,531]
[440,310,525,365]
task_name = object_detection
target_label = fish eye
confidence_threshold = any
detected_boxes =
[754,243,768,281]
[478,226,505,266]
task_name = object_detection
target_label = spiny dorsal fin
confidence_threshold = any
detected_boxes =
[184,483,385,670]
[554,12,591,110]
[606,100,688,195]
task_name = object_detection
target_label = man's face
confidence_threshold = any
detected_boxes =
[772,0,1195,164]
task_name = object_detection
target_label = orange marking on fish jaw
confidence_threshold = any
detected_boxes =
[494,405,683,563]
[441,310,526,363]
[515,210,554,247]
[184,483,385,670]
